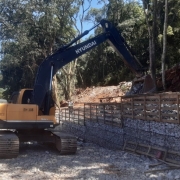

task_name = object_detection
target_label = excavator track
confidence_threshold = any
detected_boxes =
[0,131,19,159]
[52,131,77,155]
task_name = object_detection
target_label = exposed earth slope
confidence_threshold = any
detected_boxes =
[72,82,131,105]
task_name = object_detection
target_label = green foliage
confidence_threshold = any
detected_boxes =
[0,74,5,98]
[0,88,5,99]
[0,0,77,99]
[167,26,174,35]
[77,0,148,87]
[77,0,180,88]
[0,0,179,99]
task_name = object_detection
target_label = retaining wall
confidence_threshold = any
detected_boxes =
[57,114,180,152]
[56,92,180,152]
[59,120,124,150]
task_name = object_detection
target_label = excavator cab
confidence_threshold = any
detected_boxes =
[10,89,33,104]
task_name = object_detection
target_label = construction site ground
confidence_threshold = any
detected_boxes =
[1,64,180,179]
[1,141,180,180]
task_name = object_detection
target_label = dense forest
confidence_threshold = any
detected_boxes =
[0,0,180,101]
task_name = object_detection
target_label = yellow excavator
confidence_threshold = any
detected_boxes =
[0,19,154,158]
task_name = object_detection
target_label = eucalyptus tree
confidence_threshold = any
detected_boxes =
[0,0,77,99]
[142,0,158,92]
[57,0,95,100]
[158,0,180,67]
[142,0,180,91]
[161,0,168,91]
[77,0,147,86]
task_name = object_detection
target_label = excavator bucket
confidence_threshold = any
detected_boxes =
[126,74,155,95]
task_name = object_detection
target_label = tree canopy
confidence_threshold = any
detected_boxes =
[0,0,180,100]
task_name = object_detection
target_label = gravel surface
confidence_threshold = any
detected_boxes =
[0,141,180,180]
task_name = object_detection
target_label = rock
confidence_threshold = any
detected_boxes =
[60,100,68,107]
[167,171,174,180]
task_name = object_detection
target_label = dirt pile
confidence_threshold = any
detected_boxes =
[157,63,180,91]
[69,64,180,106]
[72,82,132,105]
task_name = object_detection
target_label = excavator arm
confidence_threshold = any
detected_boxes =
[32,19,146,114]
[0,19,154,159]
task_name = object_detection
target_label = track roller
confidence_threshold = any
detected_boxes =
[0,131,19,159]
[52,132,77,155]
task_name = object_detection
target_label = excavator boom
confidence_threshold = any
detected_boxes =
[33,19,150,114]
[0,19,154,158]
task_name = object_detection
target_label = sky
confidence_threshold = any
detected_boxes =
[0,1,104,58]
[76,0,105,37]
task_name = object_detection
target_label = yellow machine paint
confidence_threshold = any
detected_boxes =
[0,103,56,123]
[0,103,7,120]
[16,89,29,104]
[0,89,56,123]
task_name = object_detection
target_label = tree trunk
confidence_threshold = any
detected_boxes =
[142,0,157,92]
[150,0,157,91]
[161,0,168,91]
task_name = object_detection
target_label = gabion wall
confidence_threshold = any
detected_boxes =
[123,119,180,151]
[59,120,124,150]
[58,117,180,151]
